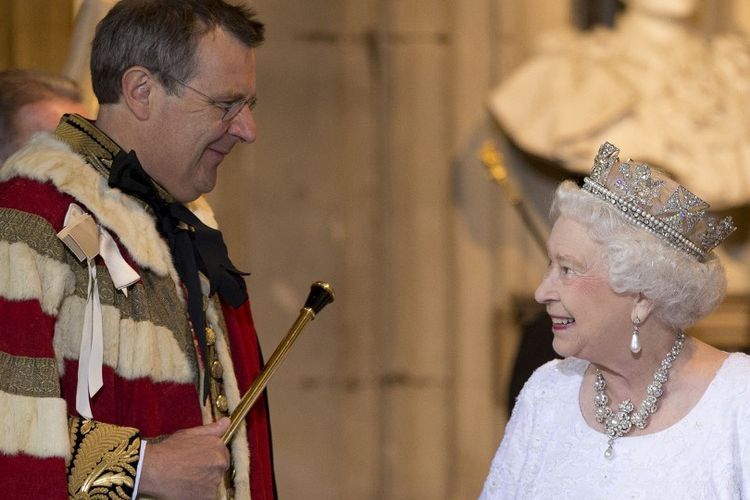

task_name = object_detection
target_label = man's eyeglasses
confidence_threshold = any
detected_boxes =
[172,78,257,122]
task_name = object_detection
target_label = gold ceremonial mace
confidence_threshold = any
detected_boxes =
[479,140,547,254]
[222,281,335,444]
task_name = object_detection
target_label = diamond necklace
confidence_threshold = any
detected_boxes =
[593,330,686,459]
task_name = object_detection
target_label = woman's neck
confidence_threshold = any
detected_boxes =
[592,324,682,399]
[581,334,728,440]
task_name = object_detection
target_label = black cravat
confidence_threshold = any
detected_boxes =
[108,150,248,400]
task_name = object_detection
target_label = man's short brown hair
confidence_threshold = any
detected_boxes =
[91,0,265,104]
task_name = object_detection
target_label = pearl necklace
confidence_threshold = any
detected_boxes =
[593,331,686,459]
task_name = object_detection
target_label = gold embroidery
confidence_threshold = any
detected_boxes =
[68,416,81,455]
[55,115,120,179]
[67,416,141,500]
[0,208,68,262]
[121,272,196,357]
[0,351,60,397]
[1,209,197,379]
[66,263,195,342]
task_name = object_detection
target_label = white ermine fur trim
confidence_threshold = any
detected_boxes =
[2,134,174,277]
[3,135,223,308]
[187,196,219,229]
[54,295,193,383]
[0,390,70,458]
[0,240,75,316]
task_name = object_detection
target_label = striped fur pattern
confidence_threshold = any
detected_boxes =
[0,132,254,499]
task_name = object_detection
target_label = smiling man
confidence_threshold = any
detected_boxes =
[0,1,275,499]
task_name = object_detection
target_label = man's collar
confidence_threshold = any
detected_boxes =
[54,113,121,179]
[54,113,175,202]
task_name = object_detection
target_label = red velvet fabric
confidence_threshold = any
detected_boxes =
[0,175,276,498]
[0,177,71,229]
[0,454,68,500]
[59,361,204,437]
[0,299,56,356]
[0,177,73,499]
[222,300,277,500]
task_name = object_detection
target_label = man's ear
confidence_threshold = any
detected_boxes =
[632,293,655,324]
[120,67,155,121]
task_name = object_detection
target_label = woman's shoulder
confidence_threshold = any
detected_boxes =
[533,356,587,377]
[519,357,587,399]
[717,351,750,378]
[703,352,750,414]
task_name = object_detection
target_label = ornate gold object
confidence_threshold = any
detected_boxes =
[216,394,229,413]
[479,140,548,253]
[211,360,224,379]
[222,281,335,445]
[67,416,141,499]
[203,321,234,496]
[205,326,216,346]
[480,140,518,203]
[203,324,229,419]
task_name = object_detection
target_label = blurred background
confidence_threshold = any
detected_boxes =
[2,0,750,498]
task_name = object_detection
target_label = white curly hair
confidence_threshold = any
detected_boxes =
[551,181,726,330]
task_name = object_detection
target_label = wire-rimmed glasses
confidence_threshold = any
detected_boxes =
[172,77,257,122]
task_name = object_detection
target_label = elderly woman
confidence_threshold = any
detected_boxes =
[480,143,750,498]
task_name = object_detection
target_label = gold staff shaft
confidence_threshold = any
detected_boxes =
[222,308,315,444]
[222,281,334,445]
[480,140,548,254]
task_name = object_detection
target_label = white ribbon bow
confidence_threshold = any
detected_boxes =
[58,204,140,419]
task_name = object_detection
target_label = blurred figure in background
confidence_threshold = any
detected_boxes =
[63,0,118,113]
[0,69,87,162]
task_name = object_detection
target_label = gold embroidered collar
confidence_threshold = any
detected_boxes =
[54,113,121,179]
[54,113,175,203]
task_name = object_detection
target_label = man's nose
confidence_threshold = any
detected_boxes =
[228,105,256,143]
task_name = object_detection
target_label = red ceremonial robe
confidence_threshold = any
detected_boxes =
[0,114,275,499]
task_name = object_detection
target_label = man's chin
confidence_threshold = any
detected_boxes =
[169,181,212,204]
[194,177,218,200]
[190,160,221,198]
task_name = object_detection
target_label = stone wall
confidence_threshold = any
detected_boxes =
[212,0,750,498]
[208,1,571,499]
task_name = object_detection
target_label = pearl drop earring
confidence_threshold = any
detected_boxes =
[630,317,641,354]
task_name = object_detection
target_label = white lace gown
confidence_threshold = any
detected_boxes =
[480,354,750,499]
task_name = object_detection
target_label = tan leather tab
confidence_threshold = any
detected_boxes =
[57,212,99,261]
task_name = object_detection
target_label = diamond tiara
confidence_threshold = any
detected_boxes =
[581,142,736,261]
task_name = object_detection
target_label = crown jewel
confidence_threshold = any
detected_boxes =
[582,142,736,261]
